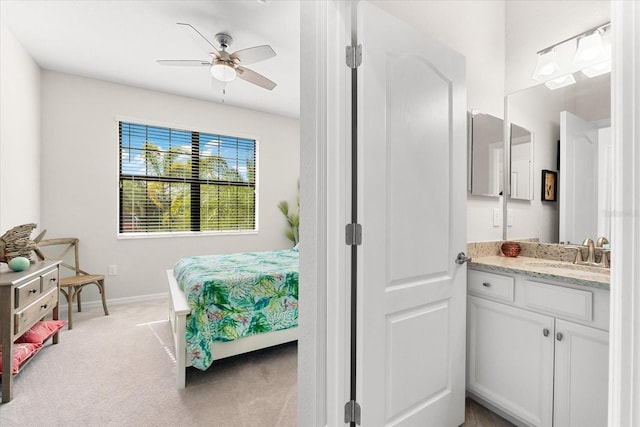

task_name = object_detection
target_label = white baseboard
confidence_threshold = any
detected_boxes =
[58,292,169,310]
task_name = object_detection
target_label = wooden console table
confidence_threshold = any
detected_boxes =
[0,260,61,403]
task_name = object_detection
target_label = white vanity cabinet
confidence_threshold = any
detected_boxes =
[467,295,555,426]
[552,319,609,427]
[466,268,609,427]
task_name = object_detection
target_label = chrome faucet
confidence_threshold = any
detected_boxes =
[595,237,610,267]
[582,238,596,264]
[565,243,584,264]
[596,237,609,248]
[567,238,610,267]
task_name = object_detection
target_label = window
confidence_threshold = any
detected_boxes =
[119,121,256,234]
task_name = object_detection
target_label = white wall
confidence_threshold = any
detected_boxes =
[371,0,506,242]
[0,24,41,233]
[40,71,299,302]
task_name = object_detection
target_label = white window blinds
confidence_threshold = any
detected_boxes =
[119,121,257,233]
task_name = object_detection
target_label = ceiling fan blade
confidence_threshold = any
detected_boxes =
[230,45,276,65]
[236,66,277,90]
[157,60,211,66]
[176,22,221,57]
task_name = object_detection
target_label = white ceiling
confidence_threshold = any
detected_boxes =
[0,0,300,118]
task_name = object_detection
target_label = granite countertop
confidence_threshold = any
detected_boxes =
[469,255,610,291]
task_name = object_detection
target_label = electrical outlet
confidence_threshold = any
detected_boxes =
[108,265,118,276]
[507,209,514,227]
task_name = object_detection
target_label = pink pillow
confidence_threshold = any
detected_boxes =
[15,320,66,344]
[0,342,42,375]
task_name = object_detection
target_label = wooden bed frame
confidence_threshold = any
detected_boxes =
[167,269,298,389]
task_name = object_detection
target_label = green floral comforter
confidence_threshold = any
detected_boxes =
[173,249,299,370]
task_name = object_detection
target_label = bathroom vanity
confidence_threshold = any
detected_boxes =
[466,253,609,427]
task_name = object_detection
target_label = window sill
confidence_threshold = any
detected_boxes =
[116,230,259,240]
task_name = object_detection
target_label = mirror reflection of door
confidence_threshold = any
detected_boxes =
[471,113,504,197]
[509,123,533,200]
[560,111,612,244]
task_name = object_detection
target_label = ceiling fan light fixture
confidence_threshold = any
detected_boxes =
[160,24,276,90]
[211,63,237,82]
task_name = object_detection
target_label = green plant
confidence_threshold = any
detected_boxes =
[278,193,299,246]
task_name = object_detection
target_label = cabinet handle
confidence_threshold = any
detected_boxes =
[41,303,48,310]
[29,289,38,294]
[556,332,564,341]
[543,328,550,337]
[50,278,57,283]
[482,282,491,287]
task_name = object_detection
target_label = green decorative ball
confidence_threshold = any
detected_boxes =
[8,256,30,272]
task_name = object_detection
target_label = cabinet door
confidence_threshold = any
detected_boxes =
[553,319,609,427]
[467,296,555,426]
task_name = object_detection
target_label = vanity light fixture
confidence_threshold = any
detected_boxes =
[574,31,605,66]
[532,22,611,87]
[545,73,576,90]
[532,49,559,81]
[582,32,612,77]
[582,60,612,78]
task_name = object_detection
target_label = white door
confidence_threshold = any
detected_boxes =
[467,296,555,426]
[596,127,612,239]
[357,2,467,425]
[553,319,609,427]
[560,111,599,244]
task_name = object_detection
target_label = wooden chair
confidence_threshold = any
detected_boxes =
[34,238,109,329]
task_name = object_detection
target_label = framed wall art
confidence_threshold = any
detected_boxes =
[541,169,557,202]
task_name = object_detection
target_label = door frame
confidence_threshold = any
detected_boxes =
[609,1,640,425]
[299,1,640,425]
[299,1,350,425]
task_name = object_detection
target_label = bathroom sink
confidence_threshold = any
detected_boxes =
[524,260,610,276]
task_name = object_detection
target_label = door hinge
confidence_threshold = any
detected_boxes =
[346,44,362,69]
[344,400,362,425]
[345,223,362,246]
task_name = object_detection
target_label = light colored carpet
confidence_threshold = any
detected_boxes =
[0,299,297,427]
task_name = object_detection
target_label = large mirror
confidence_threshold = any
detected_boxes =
[470,112,504,197]
[506,73,611,243]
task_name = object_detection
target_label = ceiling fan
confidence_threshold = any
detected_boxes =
[157,23,277,90]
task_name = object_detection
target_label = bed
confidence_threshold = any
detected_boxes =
[167,249,299,389]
